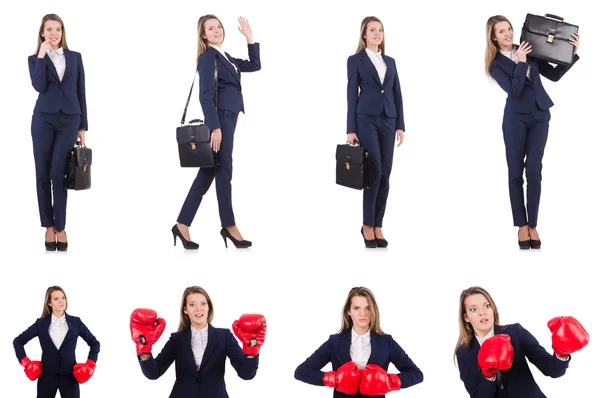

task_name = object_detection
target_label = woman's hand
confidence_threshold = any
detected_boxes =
[210,128,222,152]
[238,17,254,44]
[569,32,580,54]
[516,41,532,62]
[347,132,359,145]
[38,41,52,58]
[77,129,86,146]
[396,130,404,147]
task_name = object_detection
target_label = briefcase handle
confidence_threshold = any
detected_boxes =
[188,119,204,124]
[180,56,219,126]
[544,14,564,22]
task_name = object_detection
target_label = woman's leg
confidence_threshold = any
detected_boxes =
[524,109,550,230]
[214,110,239,229]
[373,115,397,228]
[177,166,216,227]
[356,113,382,236]
[57,374,80,398]
[37,373,59,398]
[31,112,55,229]
[502,112,529,228]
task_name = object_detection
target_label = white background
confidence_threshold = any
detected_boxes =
[0,0,597,397]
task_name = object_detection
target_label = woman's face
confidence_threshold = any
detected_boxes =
[48,290,67,314]
[41,20,62,48]
[184,293,209,329]
[364,21,384,49]
[203,18,224,46]
[493,21,514,49]
[347,296,371,331]
[463,293,494,337]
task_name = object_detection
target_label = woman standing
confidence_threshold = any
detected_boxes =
[294,287,423,396]
[454,286,589,397]
[347,16,405,248]
[173,15,261,250]
[13,286,100,397]
[485,15,580,249]
[130,286,266,397]
[29,14,88,251]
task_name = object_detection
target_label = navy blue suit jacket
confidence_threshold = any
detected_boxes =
[489,49,579,114]
[198,44,261,131]
[13,314,100,376]
[347,49,405,134]
[28,49,88,130]
[456,323,570,398]
[294,330,423,397]
[139,324,258,398]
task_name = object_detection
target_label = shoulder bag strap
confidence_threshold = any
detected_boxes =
[179,54,220,125]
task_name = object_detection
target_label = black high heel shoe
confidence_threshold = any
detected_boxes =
[361,227,377,249]
[220,228,252,248]
[376,238,388,248]
[56,231,68,252]
[518,231,530,250]
[530,239,541,249]
[45,240,57,251]
[172,225,199,250]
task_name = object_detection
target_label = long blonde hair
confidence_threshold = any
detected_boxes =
[36,14,68,54]
[485,15,513,78]
[197,14,224,62]
[339,287,384,335]
[454,286,503,360]
[355,16,385,55]
[41,286,68,318]
[178,286,214,331]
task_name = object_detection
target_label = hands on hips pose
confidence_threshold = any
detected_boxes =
[20,357,43,381]
[548,316,589,358]
[232,314,267,357]
[323,361,361,395]
[478,334,514,380]
[73,359,96,383]
[130,308,166,356]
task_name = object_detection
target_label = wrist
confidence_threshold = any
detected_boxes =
[20,357,31,367]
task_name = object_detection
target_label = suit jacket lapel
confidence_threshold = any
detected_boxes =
[212,49,240,84]
[382,55,392,85]
[338,330,352,364]
[198,324,218,371]
[63,49,72,81]
[59,314,76,350]
[359,50,383,88]
[366,332,380,365]
[45,53,60,82]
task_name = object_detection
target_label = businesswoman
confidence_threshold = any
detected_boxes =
[294,287,423,397]
[485,15,580,249]
[172,15,261,250]
[454,286,589,397]
[130,286,267,397]
[29,14,88,251]
[347,16,405,248]
[13,286,100,398]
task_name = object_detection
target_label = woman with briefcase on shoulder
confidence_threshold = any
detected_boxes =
[28,14,88,251]
[346,16,405,249]
[173,15,261,250]
[485,15,580,249]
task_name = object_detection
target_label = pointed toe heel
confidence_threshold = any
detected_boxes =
[220,228,252,249]
[171,225,199,250]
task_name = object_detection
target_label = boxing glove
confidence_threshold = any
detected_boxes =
[130,308,166,355]
[73,359,96,384]
[548,316,590,358]
[232,314,267,356]
[478,334,514,378]
[20,357,43,381]
[359,364,401,396]
[323,361,361,395]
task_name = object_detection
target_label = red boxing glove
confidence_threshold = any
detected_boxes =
[548,316,590,358]
[478,334,514,378]
[130,308,166,355]
[232,314,267,356]
[323,361,361,395]
[359,364,401,396]
[73,359,96,384]
[20,357,43,381]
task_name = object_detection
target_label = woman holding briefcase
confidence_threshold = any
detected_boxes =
[454,286,589,397]
[29,14,89,251]
[130,286,266,398]
[346,16,406,249]
[485,15,580,249]
[173,15,261,250]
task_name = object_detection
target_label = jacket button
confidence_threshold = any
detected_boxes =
[381,89,385,93]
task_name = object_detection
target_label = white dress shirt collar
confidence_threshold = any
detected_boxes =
[51,313,67,323]
[351,327,371,343]
[475,328,495,346]
[210,44,238,72]
[365,47,383,59]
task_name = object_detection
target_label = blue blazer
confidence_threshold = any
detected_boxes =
[198,44,261,131]
[294,330,423,397]
[139,324,258,398]
[456,323,570,398]
[347,49,405,134]
[13,314,100,376]
[28,49,88,130]
[489,50,579,114]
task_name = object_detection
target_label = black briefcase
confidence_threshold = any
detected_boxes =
[520,13,578,65]
[335,143,370,190]
[176,56,219,168]
[66,143,92,190]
